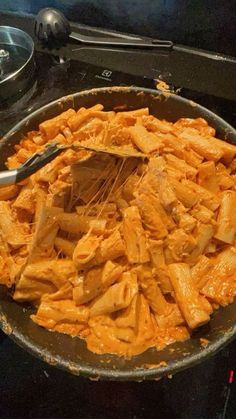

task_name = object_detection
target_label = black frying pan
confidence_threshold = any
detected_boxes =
[0,86,236,381]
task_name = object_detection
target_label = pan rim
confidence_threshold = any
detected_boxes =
[2,86,235,143]
[5,311,235,380]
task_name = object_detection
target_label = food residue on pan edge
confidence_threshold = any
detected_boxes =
[155,79,171,93]
[140,361,168,369]
[0,315,12,335]
[200,338,210,348]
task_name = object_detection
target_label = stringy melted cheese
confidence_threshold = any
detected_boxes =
[0,104,236,357]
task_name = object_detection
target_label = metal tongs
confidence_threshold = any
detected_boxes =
[0,142,146,187]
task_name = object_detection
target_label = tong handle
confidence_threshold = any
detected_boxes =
[0,169,18,187]
[0,144,64,188]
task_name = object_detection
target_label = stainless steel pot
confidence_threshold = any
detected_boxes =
[0,26,35,102]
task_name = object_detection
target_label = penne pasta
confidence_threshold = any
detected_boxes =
[115,295,139,331]
[135,191,168,239]
[164,229,197,263]
[214,191,236,244]
[127,125,162,153]
[148,240,172,292]
[28,206,62,262]
[136,266,183,328]
[216,163,235,190]
[98,229,125,262]
[33,185,47,224]
[201,247,236,305]
[179,128,224,161]
[1,104,236,357]
[0,201,26,249]
[122,206,150,263]
[73,261,123,305]
[32,299,89,329]
[198,161,219,193]
[144,158,177,210]
[57,212,92,234]
[190,204,215,224]
[169,179,198,208]
[73,232,102,269]
[182,179,220,211]
[54,237,76,258]
[179,213,197,233]
[12,183,35,216]
[0,185,20,201]
[39,109,76,140]
[191,255,213,289]
[118,108,149,118]
[142,115,172,133]
[165,154,198,180]
[189,223,215,262]
[89,272,138,316]
[168,263,210,329]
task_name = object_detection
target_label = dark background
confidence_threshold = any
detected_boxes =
[1,329,236,419]
[0,0,236,56]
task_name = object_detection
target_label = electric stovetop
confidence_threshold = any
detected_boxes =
[0,11,236,419]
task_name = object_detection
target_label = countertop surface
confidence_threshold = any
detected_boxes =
[1,330,236,419]
[0,11,236,419]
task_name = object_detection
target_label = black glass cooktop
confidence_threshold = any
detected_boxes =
[0,51,155,136]
[1,12,235,139]
[0,11,236,419]
[1,48,235,138]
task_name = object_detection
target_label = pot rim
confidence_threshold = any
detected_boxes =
[0,26,34,86]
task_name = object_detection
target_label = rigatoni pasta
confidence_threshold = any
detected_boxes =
[0,103,236,357]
